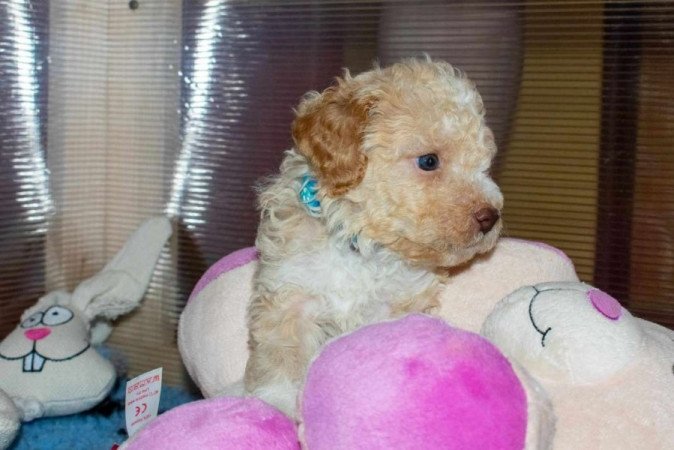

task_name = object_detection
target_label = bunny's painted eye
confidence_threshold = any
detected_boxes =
[21,312,43,329]
[42,306,74,326]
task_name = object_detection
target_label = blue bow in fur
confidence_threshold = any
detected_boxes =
[299,175,321,218]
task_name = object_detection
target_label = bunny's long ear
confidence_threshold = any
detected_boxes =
[70,217,172,342]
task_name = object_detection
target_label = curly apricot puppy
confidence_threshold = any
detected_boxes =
[245,58,503,416]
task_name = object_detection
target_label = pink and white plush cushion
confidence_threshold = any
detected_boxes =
[178,238,578,399]
[440,238,579,332]
[299,314,533,450]
[179,247,258,397]
[121,396,299,450]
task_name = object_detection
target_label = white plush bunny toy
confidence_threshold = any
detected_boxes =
[0,217,172,449]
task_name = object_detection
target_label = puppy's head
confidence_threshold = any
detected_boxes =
[292,58,503,269]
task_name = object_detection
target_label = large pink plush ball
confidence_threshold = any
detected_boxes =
[123,396,299,450]
[299,314,527,450]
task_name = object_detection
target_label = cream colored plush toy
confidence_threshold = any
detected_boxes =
[0,391,19,450]
[0,217,172,450]
[482,281,674,449]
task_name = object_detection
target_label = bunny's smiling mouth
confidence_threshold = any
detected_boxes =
[0,342,90,373]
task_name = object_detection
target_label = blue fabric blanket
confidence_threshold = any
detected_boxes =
[9,379,199,450]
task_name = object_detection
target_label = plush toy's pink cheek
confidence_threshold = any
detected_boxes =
[24,327,51,341]
[588,289,622,320]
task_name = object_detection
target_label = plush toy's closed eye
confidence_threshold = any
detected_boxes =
[483,283,674,450]
[483,282,643,383]
[526,286,623,348]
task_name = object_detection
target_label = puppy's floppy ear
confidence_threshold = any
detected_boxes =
[292,78,376,196]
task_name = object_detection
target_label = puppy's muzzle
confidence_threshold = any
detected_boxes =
[474,207,500,234]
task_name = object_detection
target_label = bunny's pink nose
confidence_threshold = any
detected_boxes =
[24,327,51,341]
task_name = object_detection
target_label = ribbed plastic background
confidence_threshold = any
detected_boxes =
[0,0,51,342]
[0,0,672,386]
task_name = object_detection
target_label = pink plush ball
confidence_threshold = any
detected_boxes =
[299,314,527,450]
[124,396,299,450]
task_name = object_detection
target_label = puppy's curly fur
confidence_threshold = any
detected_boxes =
[245,58,504,416]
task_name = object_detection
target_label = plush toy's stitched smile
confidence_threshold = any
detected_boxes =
[0,341,91,373]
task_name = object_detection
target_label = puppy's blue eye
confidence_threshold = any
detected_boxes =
[417,154,439,171]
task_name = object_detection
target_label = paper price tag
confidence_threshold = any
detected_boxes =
[125,367,162,437]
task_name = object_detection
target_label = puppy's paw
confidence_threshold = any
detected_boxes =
[216,379,245,397]
[251,379,299,419]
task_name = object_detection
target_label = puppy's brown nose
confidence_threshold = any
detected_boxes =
[474,207,500,234]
